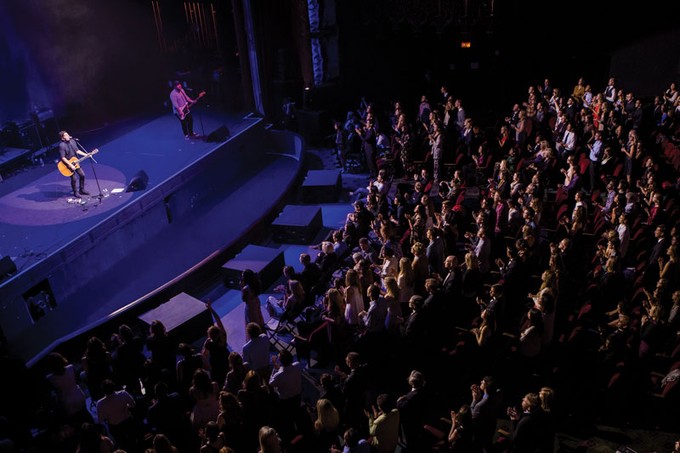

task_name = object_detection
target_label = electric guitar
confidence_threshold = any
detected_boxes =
[178,91,206,120]
[58,149,99,177]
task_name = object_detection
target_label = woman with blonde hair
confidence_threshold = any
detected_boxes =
[267,279,304,320]
[313,398,341,450]
[397,257,415,309]
[344,269,364,326]
[461,252,481,301]
[411,241,429,296]
[384,276,403,332]
[258,426,282,453]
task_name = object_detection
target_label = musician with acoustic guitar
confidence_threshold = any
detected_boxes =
[169,80,205,139]
[58,131,90,198]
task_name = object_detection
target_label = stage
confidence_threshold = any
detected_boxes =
[0,108,305,363]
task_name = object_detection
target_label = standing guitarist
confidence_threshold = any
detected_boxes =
[170,80,200,139]
[58,131,89,198]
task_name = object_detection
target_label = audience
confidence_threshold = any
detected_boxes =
[23,73,680,452]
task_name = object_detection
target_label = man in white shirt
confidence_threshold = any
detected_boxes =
[269,350,302,403]
[556,123,576,158]
[269,349,303,440]
[242,323,271,379]
[588,131,604,190]
[604,77,617,103]
[616,213,630,259]
[169,80,200,139]
[96,379,136,450]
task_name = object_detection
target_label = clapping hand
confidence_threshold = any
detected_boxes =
[471,383,482,401]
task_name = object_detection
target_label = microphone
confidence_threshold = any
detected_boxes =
[72,137,80,141]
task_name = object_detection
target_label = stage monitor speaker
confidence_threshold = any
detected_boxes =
[0,256,17,278]
[206,125,230,143]
[126,170,149,192]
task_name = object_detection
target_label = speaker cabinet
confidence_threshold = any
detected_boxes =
[126,170,149,192]
[206,125,230,143]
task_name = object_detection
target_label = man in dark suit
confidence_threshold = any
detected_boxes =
[397,370,430,451]
[147,381,191,450]
[299,253,322,304]
[644,225,669,289]
[506,393,547,453]
[496,245,527,308]
[441,255,462,297]
[336,352,369,431]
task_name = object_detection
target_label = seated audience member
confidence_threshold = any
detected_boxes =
[267,280,305,320]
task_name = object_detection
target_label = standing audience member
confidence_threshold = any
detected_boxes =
[189,369,219,433]
[470,376,503,452]
[396,370,429,451]
[242,269,265,329]
[146,320,177,380]
[45,352,91,425]
[367,394,400,453]
[95,379,137,451]
[76,422,114,453]
[202,300,229,387]
[505,393,546,453]
[81,337,112,402]
[242,322,271,379]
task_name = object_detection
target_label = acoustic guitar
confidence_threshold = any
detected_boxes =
[178,91,206,120]
[58,149,99,177]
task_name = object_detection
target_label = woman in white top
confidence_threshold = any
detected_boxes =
[384,276,403,332]
[397,257,415,307]
[381,247,399,279]
[189,369,220,431]
[344,269,364,326]
[664,82,678,106]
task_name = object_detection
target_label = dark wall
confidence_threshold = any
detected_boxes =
[610,29,680,98]
[325,0,680,124]
[0,0,166,127]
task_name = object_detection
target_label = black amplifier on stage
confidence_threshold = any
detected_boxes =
[18,121,41,151]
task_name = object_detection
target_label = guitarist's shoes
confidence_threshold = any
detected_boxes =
[73,192,82,199]
[190,132,200,138]
[184,134,190,140]
[79,190,90,196]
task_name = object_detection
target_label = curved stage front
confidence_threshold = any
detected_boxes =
[0,112,304,364]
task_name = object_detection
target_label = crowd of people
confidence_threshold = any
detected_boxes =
[1,74,680,452]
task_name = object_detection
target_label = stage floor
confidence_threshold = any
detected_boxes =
[0,109,255,275]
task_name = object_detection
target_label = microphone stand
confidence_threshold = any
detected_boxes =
[74,139,104,204]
